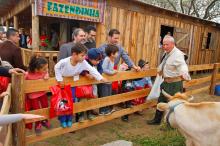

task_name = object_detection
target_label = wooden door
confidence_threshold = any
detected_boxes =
[173,28,190,54]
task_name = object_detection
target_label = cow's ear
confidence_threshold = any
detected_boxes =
[157,103,169,111]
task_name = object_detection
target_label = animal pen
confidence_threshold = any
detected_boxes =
[0,0,220,146]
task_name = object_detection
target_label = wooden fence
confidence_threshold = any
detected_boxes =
[21,48,58,77]
[0,84,12,146]
[9,63,220,146]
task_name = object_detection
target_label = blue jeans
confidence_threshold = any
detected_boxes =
[58,115,73,123]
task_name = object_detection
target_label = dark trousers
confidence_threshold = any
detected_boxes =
[97,83,112,113]
[153,81,183,122]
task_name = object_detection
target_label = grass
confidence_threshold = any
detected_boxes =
[131,129,185,146]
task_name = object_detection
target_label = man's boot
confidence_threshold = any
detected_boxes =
[147,110,163,125]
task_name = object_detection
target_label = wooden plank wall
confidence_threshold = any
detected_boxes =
[96,0,220,67]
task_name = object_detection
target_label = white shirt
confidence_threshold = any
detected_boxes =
[54,57,103,82]
[158,47,191,80]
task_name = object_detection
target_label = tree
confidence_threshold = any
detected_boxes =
[139,0,220,22]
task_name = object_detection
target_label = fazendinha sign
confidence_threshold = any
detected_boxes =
[36,0,106,22]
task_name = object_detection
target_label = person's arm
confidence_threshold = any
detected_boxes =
[58,45,68,61]
[0,114,44,126]
[83,61,104,81]
[54,59,65,82]
[118,46,141,71]
[118,46,134,68]
[0,67,10,77]
[13,48,26,70]
[175,54,191,81]
[102,58,116,75]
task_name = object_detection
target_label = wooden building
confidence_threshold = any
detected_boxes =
[0,0,220,68]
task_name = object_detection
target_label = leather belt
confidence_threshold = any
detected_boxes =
[164,76,182,83]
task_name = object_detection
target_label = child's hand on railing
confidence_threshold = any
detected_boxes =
[113,70,118,74]
[9,68,25,75]
[85,73,95,80]
[100,78,108,83]
[44,73,49,80]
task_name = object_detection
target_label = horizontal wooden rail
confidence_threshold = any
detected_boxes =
[24,70,157,93]
[25,88,150,123]
[184,76,211,88]
[188,64,214,71]
[26,100,157,144]
[185,85,210,95]
[24,63,217,93]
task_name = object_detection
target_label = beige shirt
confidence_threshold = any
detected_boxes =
[158,47,191,80]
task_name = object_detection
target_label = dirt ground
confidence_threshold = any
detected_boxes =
[29,91,220,146]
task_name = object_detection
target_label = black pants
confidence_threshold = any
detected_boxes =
[153,81,183,122]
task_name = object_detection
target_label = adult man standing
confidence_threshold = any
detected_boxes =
[99,29,140,71]
[19,28,27,48]
[0,28,26,70]
[84,25,96,49]
[147,36,190,125]
[58,28,86,61]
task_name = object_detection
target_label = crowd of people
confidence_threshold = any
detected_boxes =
[0,25,190,137]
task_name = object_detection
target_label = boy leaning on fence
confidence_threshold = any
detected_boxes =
[77,48,103,121]
[54,43,107,124]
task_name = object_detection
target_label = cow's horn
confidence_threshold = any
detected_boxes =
[188,95,194,101]
[161,90,173,100]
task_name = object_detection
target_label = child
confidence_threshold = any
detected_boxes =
[25,55,51,135]
[132,59,152,111]
[99,44,118,115]
[77,48,103,121]
[54,43,106,124]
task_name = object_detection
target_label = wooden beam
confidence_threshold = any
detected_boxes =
[210,63,220,94]
[24,70,157,93]
[31,3,40,50]
[11,74,26,146]
[2,0,32,23]
[24,88,150,123]
[184,76,212,88]
[185,85,210,95]
[13,16,18,29]
[26,100,157,144]
[189,64,214,71]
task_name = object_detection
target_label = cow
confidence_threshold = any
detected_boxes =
[157,90,220,146]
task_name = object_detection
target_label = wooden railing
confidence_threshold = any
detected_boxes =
[10,63,220,146]
[0,84,12,146]
[21,48,58,76]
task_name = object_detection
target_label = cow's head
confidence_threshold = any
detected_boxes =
[157,90,193,111]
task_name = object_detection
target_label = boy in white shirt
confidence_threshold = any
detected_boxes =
[54,43,107,123]
[55,43,106,83]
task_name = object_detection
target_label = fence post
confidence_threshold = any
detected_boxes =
[210,63,219,95]
[11,74,26,146]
